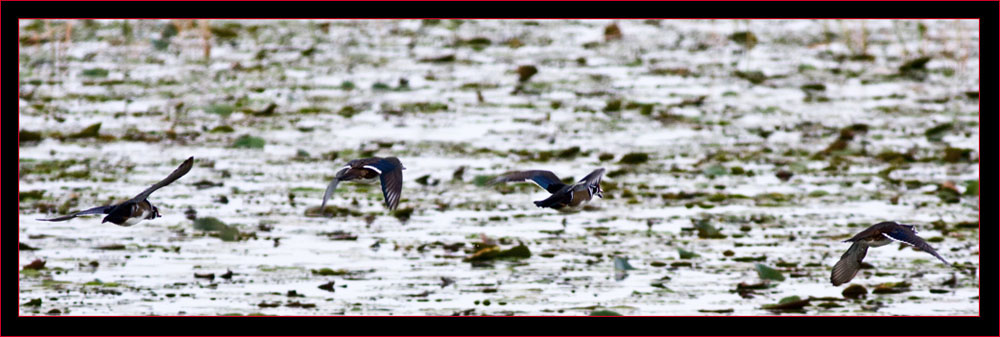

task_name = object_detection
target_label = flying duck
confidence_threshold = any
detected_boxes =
[831,221,951,286]
[487,168,605,212]
[38,157,194,226]
[321,157,404,213]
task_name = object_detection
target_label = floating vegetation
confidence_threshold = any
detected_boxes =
[392,207,414,223]
[304,205,363,218]
[209,125,235,133]
[232,135,266,149]
[193,217,242,242]
[872,282,911,294]
[516,65,538,82]
[898,56,932,80]
[206,104,235,117]
[924,123,953,142]
[17,19,977,317]
[733,71,766,84]
[68,123,101,139]
[677,248,700,259]
[729,31,758,49]
[80,68,109,78]
[589,309,623,316]
[20,129,43,143]
[603,23,622,41]
[419,54,455,63]
[754,264,785,282]
[762,296,810,312]
[464,243,531,262]
[20,190,45,202]
[401,102,448,113]
[618,152,649,165]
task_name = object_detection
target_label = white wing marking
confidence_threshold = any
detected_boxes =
[881,232,911,245]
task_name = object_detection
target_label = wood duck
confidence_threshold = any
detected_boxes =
[831,221,951,286]
[38,157,194,226]
[488,168,605,212]
[321,157,404,213]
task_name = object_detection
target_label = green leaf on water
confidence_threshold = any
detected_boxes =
[68,123,101,139]
[218,225,240,242]
[702,164,727,178]
[618,152,649,165]
[194,217,241,242]
[777,295,801,304]
[964,180,978,196]
[209,125,235,133]
[755,263,785,281]
[808,190,829,197]
[194,217,227,231]
[677,248,700,259]
[81,68,109,77]
[473,175,492,187]
[232,135,265,149]
[207,104,235,117]
[589,310,622,316]
[924,123,952,142]
[311,268,349,276]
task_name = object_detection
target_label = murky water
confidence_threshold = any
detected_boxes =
[19,19,979,316]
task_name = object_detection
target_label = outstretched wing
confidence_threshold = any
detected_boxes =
[883,227,950,266]
[844,221,897,243]
[488,170,565,194]
[831,241,868,286]
[320,179,342,216]
[321,164,355,216]
[130,157,194,202]
[368,157,403,210]
[578,168,605,185]
[578,168,605,198]
[37,205,116,222]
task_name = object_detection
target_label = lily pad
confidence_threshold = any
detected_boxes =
[762,296,810,311]
[618,152,649,164]
[232,135,266,149]
[842,284,868,299]
[754,263,785,282]
[68,123,101,139]
[677,248,700,259]
[589,309,622,316]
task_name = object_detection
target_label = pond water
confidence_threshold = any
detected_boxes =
[19,19,979,316]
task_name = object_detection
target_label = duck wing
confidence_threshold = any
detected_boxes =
[37,204,116,222]
[129,157,194,203]
[488,170,565,194]
[883,227,950,266]
[831,241,868,286]
[365,157,404,210]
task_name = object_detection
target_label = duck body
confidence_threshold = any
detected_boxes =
[321,156,404,213]
[103,199,160,226]
[37,157,193,226]
[831,221,951,286]
[489,168,605,212]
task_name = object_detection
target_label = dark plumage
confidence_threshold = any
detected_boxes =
[488,168,605,212]
[321,157,404,213]
[831,221,951,286]
[38,157,194,226]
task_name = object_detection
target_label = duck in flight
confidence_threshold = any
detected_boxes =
[487,168,605,212]
[321,157,404,214]
[831,221,951,286]
[38,157,195,226]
